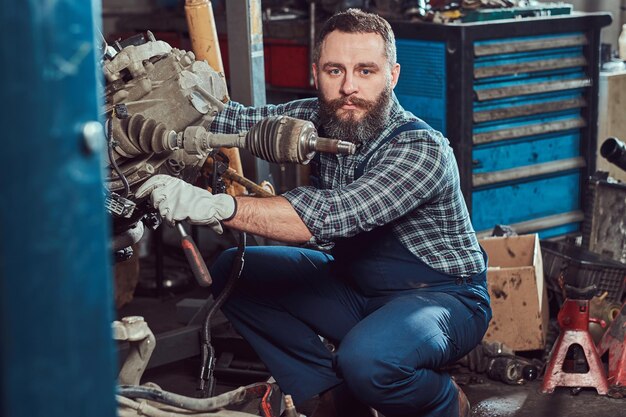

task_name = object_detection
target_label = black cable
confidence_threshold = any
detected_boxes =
[211,153,219,195]
[106,117,131,197]
[198,231,247,398]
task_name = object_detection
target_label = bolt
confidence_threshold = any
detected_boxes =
[82,121,105,154]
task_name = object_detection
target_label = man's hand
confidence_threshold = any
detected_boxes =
[135,175,236,234]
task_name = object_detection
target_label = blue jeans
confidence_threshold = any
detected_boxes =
[210,239,491,417]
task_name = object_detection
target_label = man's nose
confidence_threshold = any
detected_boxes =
[340,73,357,95]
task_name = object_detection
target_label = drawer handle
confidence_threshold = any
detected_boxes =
[472,156,586,187]
[475,210,585,238]
[474,34,588,56]
[473,117,586,145]
[475,56,587,79]
[475,78,591,101]
[474,97,586,123]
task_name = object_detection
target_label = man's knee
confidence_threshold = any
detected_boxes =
[209,247,239,297]
[335,347,404,406]
[335,344,438,412]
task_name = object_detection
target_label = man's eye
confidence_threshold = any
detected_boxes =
[329,69,341,75]
[361,69,371,75]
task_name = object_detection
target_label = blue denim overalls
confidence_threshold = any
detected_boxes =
[211,122,491,417]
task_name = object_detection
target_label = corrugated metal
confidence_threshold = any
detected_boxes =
[396,39,447,134]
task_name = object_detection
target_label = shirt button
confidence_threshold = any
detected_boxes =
[455,277,464,285]
[466,277,473,284]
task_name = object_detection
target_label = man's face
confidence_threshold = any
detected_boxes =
[313,30,400,143]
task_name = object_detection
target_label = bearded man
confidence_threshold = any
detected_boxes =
[137,9,491,417]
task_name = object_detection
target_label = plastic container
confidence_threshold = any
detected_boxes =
[541,240,626,303]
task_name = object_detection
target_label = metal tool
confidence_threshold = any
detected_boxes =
[542,285,609,395]
[176,222,212,287]
[597,301,626,396]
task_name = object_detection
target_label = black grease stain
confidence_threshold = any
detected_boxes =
[510,274,522,289]
[493,287,508,300]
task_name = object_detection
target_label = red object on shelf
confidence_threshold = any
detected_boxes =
[265,39,312,89]
[219,37,313,90]
[597,301,626,388]
[542,298,609,395]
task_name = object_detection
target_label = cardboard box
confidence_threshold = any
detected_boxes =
[479,234,549,351]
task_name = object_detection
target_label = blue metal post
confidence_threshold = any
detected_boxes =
[0,2,117,417]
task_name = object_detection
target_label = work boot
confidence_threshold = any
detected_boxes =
[452,379,471,417]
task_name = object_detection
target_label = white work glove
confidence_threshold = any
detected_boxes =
[135,175,236,234]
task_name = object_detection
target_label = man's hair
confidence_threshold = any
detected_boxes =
[312,8,397,68]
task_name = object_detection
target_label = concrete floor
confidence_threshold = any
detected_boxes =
[463,379,624,417]
[119,285,625,417]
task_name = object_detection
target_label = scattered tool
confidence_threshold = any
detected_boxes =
[597,301,626,395]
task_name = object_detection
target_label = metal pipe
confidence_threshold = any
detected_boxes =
[184,0,225,77]
[185,0,246,196]
[204,159,275,197]
[182,117,356,164]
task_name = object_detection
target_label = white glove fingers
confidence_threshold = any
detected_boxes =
[135,175,174,199]
[151,188,169,211]
[210,221,224,235]
[133,175,235,230]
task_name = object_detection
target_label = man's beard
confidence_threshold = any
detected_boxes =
[318,85,392,144]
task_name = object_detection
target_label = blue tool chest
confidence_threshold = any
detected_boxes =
[392,13,611,238]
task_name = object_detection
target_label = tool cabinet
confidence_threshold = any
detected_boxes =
[392,13,611,237]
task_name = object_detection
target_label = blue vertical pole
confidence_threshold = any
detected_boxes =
[0,2,117,417]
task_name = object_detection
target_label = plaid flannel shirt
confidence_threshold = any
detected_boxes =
[210,95,485,277]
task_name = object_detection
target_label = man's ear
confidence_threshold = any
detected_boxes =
[391,63,400,89]
[312,63,319,90]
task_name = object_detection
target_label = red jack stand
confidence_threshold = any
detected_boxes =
[597,301,626,389]
[542,297,609,395]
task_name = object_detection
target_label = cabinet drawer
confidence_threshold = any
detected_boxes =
[471,171,581,232]
[472,130,581,174]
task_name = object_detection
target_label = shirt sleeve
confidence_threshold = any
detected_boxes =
[210,98,318,134]
[283,130,450,242]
